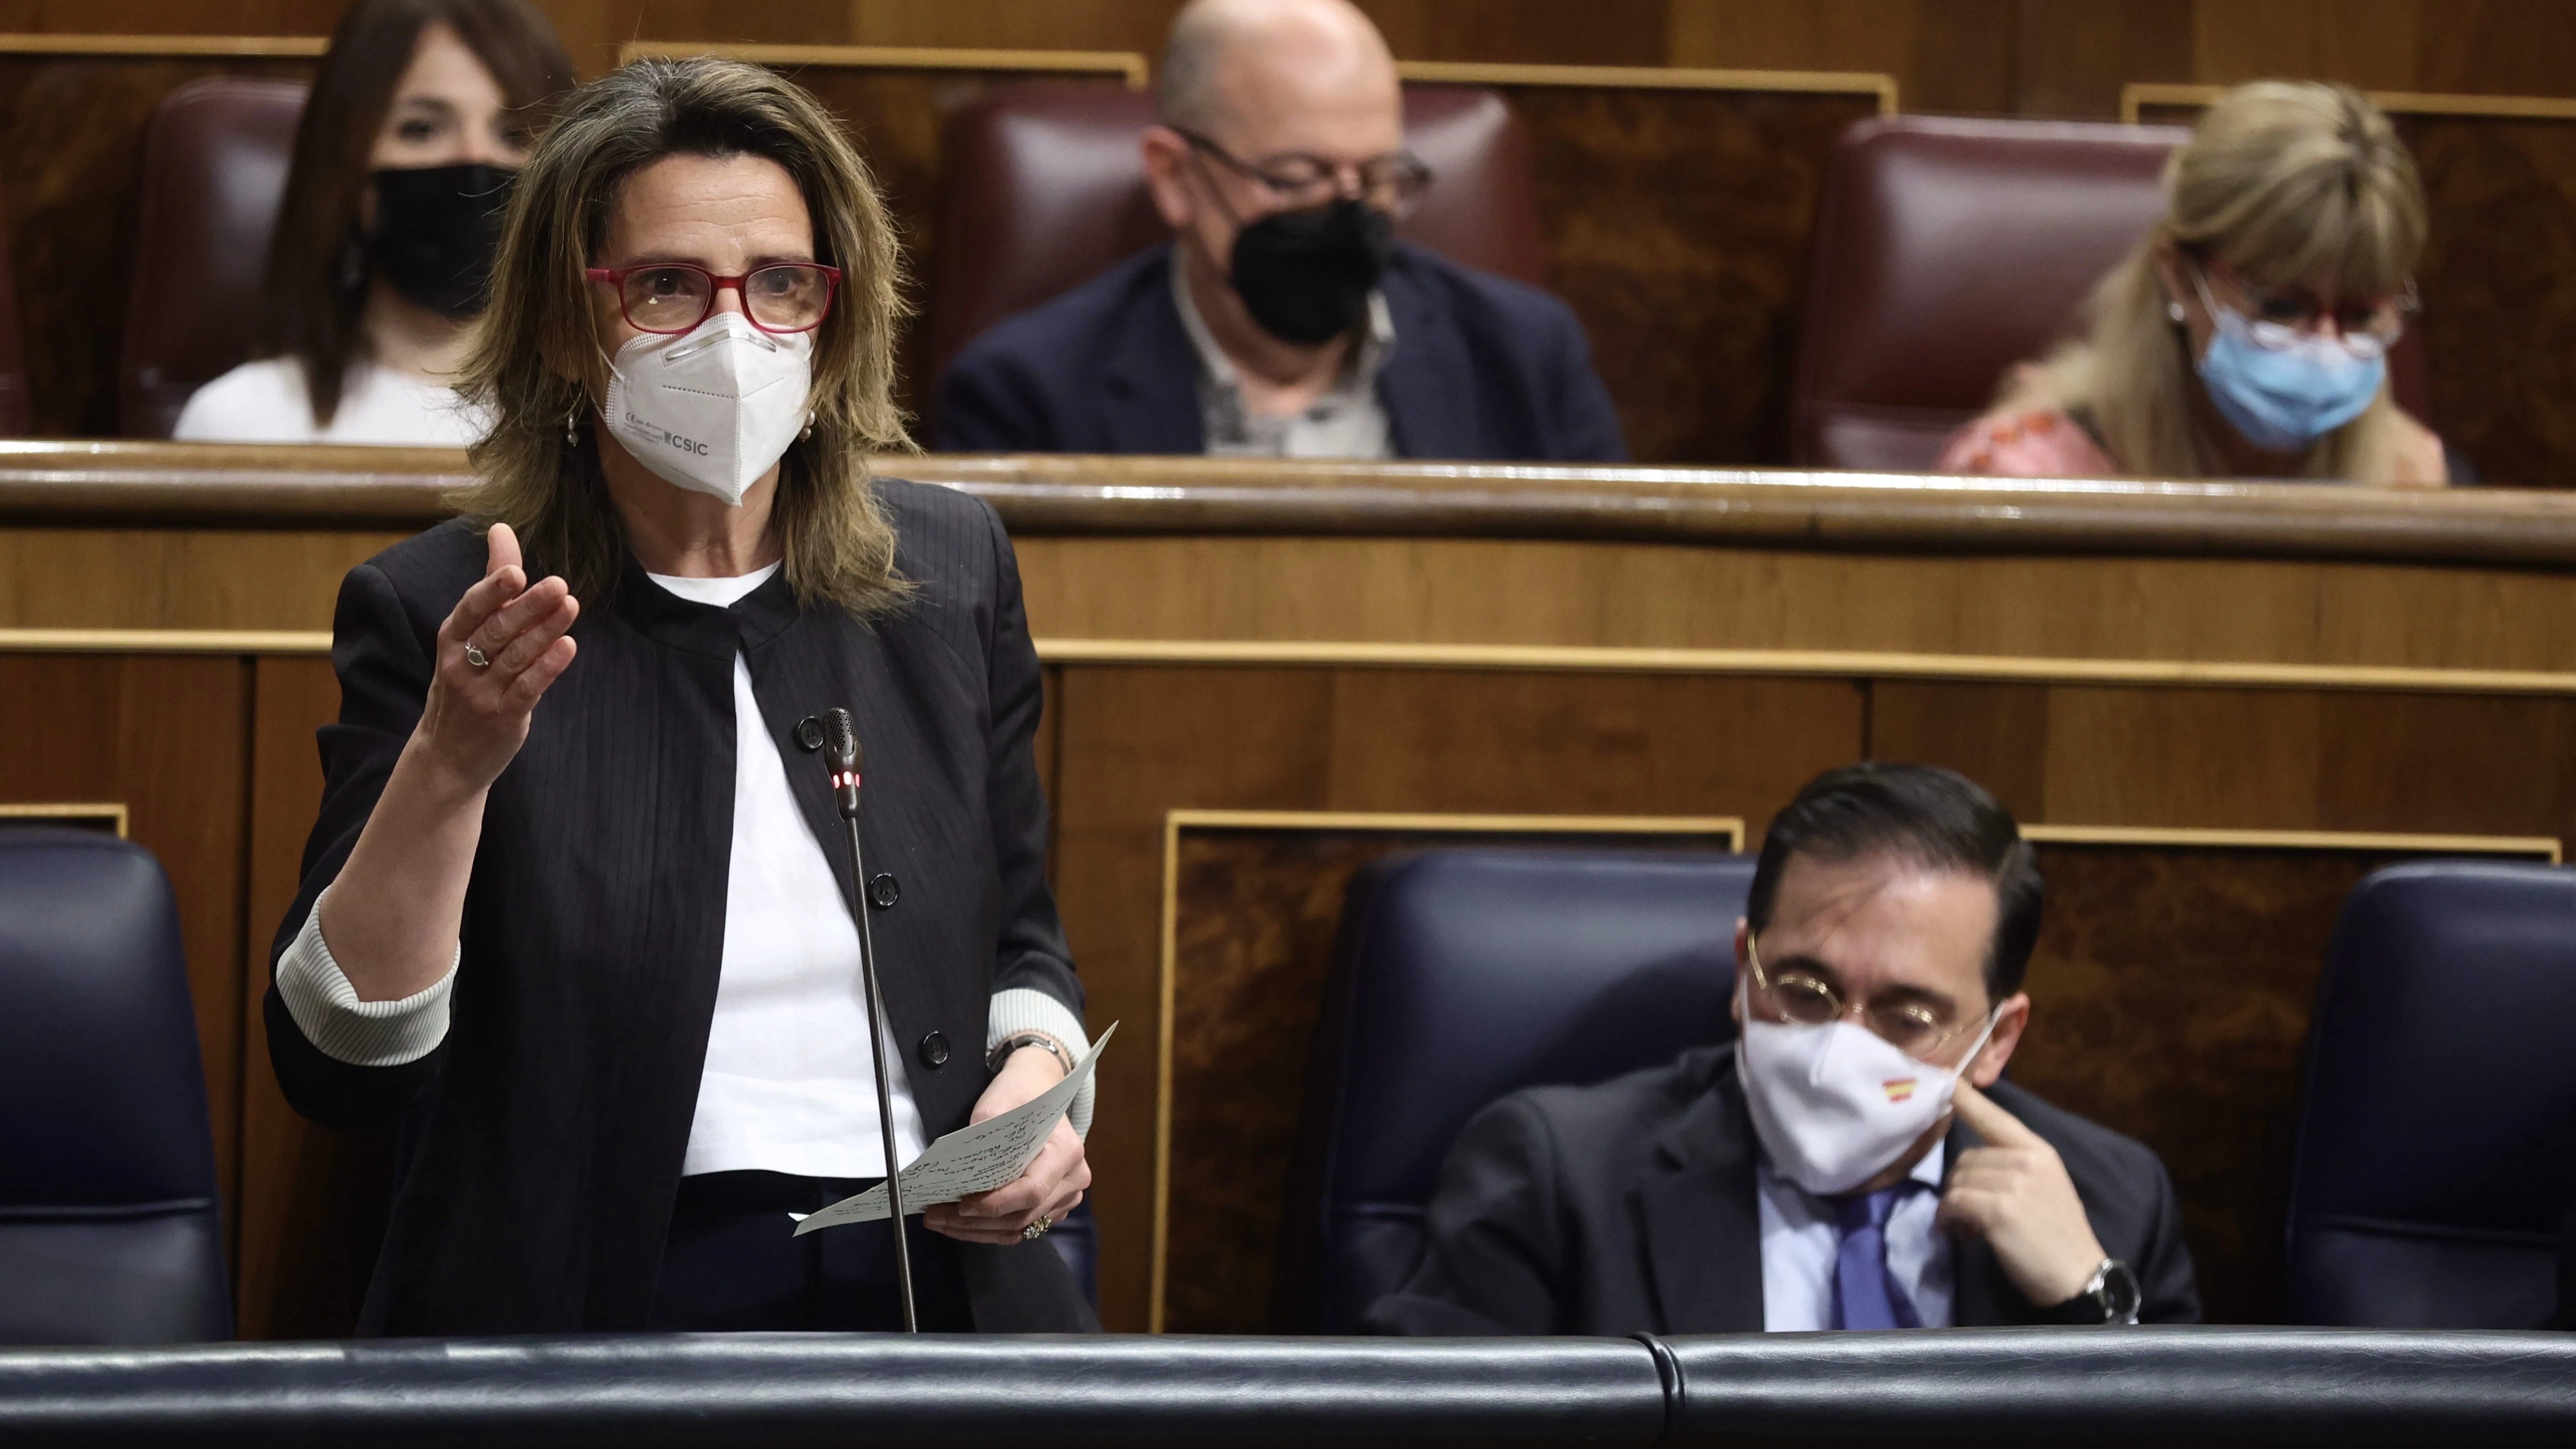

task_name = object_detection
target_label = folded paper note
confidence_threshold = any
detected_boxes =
[792,1022,1115,1236]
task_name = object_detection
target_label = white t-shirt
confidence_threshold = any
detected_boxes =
[171,356,488,446]
[652,563,931,1179]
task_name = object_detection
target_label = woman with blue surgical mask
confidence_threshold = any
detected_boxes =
[1941,81,2451,487]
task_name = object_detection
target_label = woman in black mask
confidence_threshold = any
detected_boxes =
[174,0,572,445]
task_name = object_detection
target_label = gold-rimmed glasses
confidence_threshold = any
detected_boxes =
[1744,931,1984,1060]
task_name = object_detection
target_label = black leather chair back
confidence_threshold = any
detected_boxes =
[0,828,231,1343]
[1293,847,1751,1331]
[2285,860,2576,1327]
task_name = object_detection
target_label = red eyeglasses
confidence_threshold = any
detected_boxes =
[585,262,842,335]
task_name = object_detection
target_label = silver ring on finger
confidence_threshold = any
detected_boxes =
[1022,1214,1053,1242]
[463,643,492,669]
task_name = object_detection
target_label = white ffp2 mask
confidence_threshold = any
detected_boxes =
[602,310,812,506]
[1735,976,1998,1197]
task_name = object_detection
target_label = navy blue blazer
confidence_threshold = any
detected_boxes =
[934,242,1628,462]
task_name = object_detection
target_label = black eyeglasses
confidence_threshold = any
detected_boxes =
[1172,127,1434,216]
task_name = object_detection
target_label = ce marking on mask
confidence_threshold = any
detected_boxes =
[622,411,712,457]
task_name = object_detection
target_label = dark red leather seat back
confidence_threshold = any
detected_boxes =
[1795,113,2432,472]
[122,77,309,438]
[0,182,31,436]
[923,81,1542,398]
[1793,116,2187,471]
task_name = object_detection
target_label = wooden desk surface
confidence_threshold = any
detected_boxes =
[6,442,2576,564]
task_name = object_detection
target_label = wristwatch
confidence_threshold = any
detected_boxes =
[987,1031,1070,1075]
[2039,1258,2142,1325]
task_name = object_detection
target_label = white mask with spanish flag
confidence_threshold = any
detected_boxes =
[1735,975,1999,1197]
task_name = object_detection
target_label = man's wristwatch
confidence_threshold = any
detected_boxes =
[987,1031,1070,1076]
[2039,1258,2142,1325]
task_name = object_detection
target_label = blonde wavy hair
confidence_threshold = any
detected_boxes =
[453,56,913,614]
[2001,81,2428,481]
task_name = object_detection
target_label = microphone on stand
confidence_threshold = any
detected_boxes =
[819,706,918,1332]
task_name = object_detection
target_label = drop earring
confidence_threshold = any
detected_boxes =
[800,414,814,441]
[565,408,580,446]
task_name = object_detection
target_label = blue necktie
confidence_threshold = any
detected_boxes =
[1828,1182,1924,1331]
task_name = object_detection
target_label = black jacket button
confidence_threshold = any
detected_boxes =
[868,873,901,909]
[918,1031,950,1069]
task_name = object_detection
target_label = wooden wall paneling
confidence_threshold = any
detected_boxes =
[839,1,1186,57]
[1156,812,1742,1334]
[1874,679,2576,843]
[2010,0,2194,119]
[233,652,392,1340]
[1667,0,2018,116]
[1047,663,1864,1329]
[2395,107,2576,489]
[2405,0,2576,99]
[1315,668,1866,817]
[1013,531,2576,674]
[617,44,1144,433]
[2130,89,2576,488]
[2184,0,2429,95]
[1365,1,1673,68]
[2008,830,2556,1324]
[2313,691,2576,837]
[0,651,249,1227]
[0,41,321,437]
[1049,665,1341,1332]
[0,525,405,631]
[1394,66,1886,464]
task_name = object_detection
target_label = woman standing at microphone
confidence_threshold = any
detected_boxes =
[266,57,1094,1333]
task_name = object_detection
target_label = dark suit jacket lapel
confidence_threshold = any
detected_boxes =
[1377,251,1480,461]
[1634,1065,1766,1333]
[1102,244,1208,455]
[1938,1111,2029,1327]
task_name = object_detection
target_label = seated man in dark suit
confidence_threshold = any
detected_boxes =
[934,0,1625,461]
[1369,763,2200,1334]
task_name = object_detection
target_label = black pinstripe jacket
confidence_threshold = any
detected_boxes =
[265,478,1092,1335]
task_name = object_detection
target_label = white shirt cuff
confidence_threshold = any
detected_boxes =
[274,892,459,1067]
[987,987,1094,1138]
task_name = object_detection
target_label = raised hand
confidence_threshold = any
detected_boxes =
[416,523,580,793]
[1935,1079,2109,1307]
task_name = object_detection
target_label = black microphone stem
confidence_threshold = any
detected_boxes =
[839,813,918,1332]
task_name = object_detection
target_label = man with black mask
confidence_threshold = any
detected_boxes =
[934,0,1626,461]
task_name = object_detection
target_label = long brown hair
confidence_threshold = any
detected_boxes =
[453,57,915,617]
[2002,81,2428,481]
[258,0,573,425]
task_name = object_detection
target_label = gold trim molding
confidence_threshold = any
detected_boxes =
[1035,638,2576,697]
[0,802,129,837]
[1396,59,1896,113]
[0,33,326,58]
[2122,82,2576,125]
[1150,807,1744,1332]
[617,40,1148,87]
[17,630,2576,697]
[2024,822,2561,863]
[0,630,333,655]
